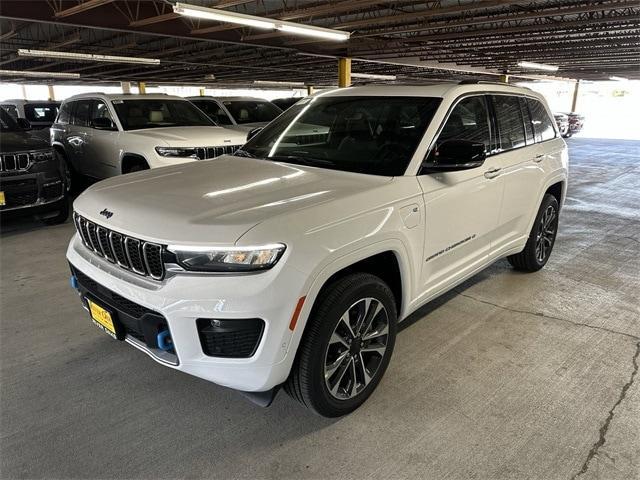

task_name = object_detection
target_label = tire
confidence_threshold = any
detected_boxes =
[56,150,83,193]
[285,273,397,417]
[41,197,70,226]
[507,194,559,272]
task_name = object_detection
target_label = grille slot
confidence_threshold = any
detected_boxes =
[0,150,52,172]
[195,145,241,160]
[73,213,165,280]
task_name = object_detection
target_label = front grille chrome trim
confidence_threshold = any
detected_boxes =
[73,212,165,280]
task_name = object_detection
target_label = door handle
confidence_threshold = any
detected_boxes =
[484,167,501,179]
[533,154,545,163]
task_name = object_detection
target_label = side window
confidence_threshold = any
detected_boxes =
[57,102,73,124]
[431,95,492,157]
[493,95,526,151]
[527,99,555,142]
[92,100,114,122]
[519,98,535,145]
[2,105,19,119]
[72,100,92,127]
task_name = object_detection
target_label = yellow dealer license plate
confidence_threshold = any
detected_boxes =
[87,299,116,337]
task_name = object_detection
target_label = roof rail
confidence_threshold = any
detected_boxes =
[458,80,511,86]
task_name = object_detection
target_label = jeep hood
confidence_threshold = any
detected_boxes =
[127,126,247,146]
[73,156,390,246]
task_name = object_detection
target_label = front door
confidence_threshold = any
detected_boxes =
[417,95,504,300]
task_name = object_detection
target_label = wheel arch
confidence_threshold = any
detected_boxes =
[121,153,149,174]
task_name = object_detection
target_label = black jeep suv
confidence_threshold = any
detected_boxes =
[0,107,68,224]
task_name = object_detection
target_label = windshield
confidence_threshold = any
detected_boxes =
[112,99,215,130]
[240,95,442,176]
[24,103,60,123]
[0,107,21,131]
[223,100,282,124]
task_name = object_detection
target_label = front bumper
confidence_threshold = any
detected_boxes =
[0,168,65,214]
[66,234,307,392]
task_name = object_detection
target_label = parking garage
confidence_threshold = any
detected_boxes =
[1,2,639,479]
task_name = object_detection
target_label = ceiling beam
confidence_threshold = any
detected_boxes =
[54,0,115,18]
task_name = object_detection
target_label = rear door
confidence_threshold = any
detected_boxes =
[417,94,504,297]
[82,99,120,179]
[64,100,94,175]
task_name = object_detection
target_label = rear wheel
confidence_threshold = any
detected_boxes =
[285,273,397,417]
[507,194,559,272]
[56,150,82,193]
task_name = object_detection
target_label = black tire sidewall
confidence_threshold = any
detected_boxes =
[529,194,559,268]
[302,275,397,416]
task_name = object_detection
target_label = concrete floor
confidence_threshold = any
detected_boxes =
[1,138,638,480]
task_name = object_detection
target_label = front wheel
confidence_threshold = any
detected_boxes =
[285,273,397,417]
[508,194,559,272]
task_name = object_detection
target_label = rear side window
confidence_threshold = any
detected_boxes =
[24,103,59,123]
[57,102,72,124]
[191,100,233,126]
[434,95,492,153]
[72,100,92,127]
[527,98,555,142]
[519,97,535,145]
[493,95,526,151]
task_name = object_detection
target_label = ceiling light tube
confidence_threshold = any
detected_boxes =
[0,69,80,79]
[253,80,306,87]
[351,72,397,80]
[174,2,350,41]
[609,76,628,81]
[18,49,160,65]
[517,61,559,72]
[174,3,276,29]
[275,23,349,41]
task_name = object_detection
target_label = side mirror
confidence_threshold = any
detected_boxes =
[16,117,31,129]
[91,117,117,131]
[246,127,263,142]
[422,140,486,172]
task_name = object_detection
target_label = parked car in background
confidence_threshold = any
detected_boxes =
[560,112,584,137]
[0,106,68,224]
[51,93,246,189]
[554,113,569,137]
[271,97,302,111]
[187,96,282,133]
[0,99,61,130]
[67,83,567,417]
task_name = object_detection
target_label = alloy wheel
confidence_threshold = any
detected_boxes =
[535,205,557,263]
[324,297,390,400]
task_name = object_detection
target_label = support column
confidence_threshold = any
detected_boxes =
[306,85,314,96]
[199,88,205,96]
[47,85,55,101]
[571,80,580,112]
[338,58,351,88]
[499,74,509,83]
[21,84,27,99]
[120,81,131,94]
[138,82,146,94]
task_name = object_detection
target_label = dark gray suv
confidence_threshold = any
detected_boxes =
[0,107,68,224]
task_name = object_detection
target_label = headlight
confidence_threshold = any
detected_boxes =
[168,243,286,272]
[155,146,199,158]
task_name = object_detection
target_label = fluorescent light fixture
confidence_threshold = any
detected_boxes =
[609,76,628,81]
[174,3,276,29]
[18,49,160,65]
[517,61,559,72]
[276,24,349,41]
[351,72,397,81]
[174,2,350,41]
[0,69,80,79]
[253,80,306,87]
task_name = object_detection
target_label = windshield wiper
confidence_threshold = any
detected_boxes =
[234,149,255,158]
[267,154,336,167]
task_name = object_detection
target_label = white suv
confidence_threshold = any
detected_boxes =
[67,83,568,417]
[51,93,246,186]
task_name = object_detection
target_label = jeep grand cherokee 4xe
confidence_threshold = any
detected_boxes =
[51,93,246,189]
[67,84,567,417]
